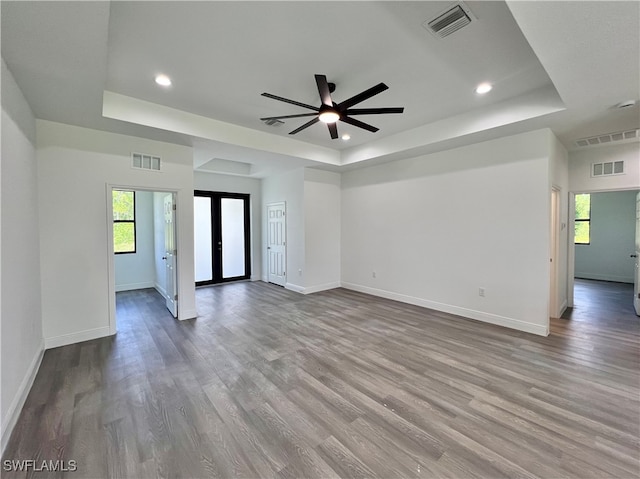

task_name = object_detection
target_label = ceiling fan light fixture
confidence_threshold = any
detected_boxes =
[318,110,340,123]
[341,133,351,141]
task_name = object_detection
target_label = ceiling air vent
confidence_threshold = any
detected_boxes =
[262,118,284,127]
[132,152,161,171]
[575,128,639,148]
[423,3,475,38]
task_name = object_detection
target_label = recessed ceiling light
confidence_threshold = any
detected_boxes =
[341,134,351,141]
[475,82,492,94]
[155,74,172,87]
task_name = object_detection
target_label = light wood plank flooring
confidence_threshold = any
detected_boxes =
[3,281,639,478]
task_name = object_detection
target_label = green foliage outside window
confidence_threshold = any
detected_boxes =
[574,193,590,244]
[113,190,136,253]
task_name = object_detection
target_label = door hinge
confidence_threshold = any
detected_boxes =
[283,241,286,246]
[173,249,177,255]
[173,204,176,211]
[174,294,178,301]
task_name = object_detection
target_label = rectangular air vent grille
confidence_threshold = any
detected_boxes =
[592,161,624,177]
[575,129,638,148]
[423,3,474,38]
[263,118,284,127]
[132,153,161,171]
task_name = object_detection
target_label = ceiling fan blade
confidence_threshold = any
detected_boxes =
[344,107,404,115]
[340,116,379,133]
[328,122,338,139]
[315,74,333,107]
[289,117,319,135]
[260,113,318,120]
[338,83,389,110]
[261,92,319,111]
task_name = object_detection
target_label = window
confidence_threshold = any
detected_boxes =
[113,190,136,254]
[574,193,590,245]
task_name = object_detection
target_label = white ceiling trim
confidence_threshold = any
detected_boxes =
[104,83,564,169]
[102,90,341,166]
[341,84,565,166]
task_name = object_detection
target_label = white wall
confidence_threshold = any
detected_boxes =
[569,142,640,192]
[1,60,44,453]
[341,129,554,336]
[304,169,341,293]
[194,172,262,281]
[549,134,570,317]
[262,168,305,290]
[37,120,197,348]
[153,192,168,297]
[575,190,637,283]
[114,190,156,291]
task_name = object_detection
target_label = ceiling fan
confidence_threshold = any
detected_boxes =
[260,74,404,139]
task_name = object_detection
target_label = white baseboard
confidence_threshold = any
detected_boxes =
[341,282,549,336]
[575,273,633,284]
[250,275,261,282]
[115,281,155,292]
[154,282,167,298]
[558,299,568,318]
[261,275,268,282]
[285,282,305,293]
[1,341,44,455]
[301,281,341,295]
[44,326,112,349]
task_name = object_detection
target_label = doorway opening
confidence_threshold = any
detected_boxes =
[194,191,251,286]
[108,187,179,335]
[567,188,640,321]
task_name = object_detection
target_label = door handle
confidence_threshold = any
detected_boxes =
[162,256,167,260]
[631,254,638,258]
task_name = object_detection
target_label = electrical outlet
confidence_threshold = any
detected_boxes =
[298,269,302,276]
[372,271,376,278]
[479,287,485,297]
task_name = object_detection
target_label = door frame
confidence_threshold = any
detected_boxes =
[106,184,181,335]
[567,187,640,308]
[194,190,251,286]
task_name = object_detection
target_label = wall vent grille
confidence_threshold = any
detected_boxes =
[575,128,638,148]
[423,3,475,38]
[132,153,161,171]
[592,161,624,177]
[262,118,284,127]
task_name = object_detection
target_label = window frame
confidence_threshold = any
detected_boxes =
[574,193,591,245]
[113,190,137,255]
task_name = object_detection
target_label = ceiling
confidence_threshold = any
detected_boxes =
[2,1,639,178]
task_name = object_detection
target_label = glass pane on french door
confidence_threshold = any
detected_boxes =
[194,196,213,282]
[221,198,246,278]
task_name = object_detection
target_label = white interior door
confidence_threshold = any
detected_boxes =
[549,188,559,318]
[267,202,286,287]
[164,193,178,317]
[634,192,639,316]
